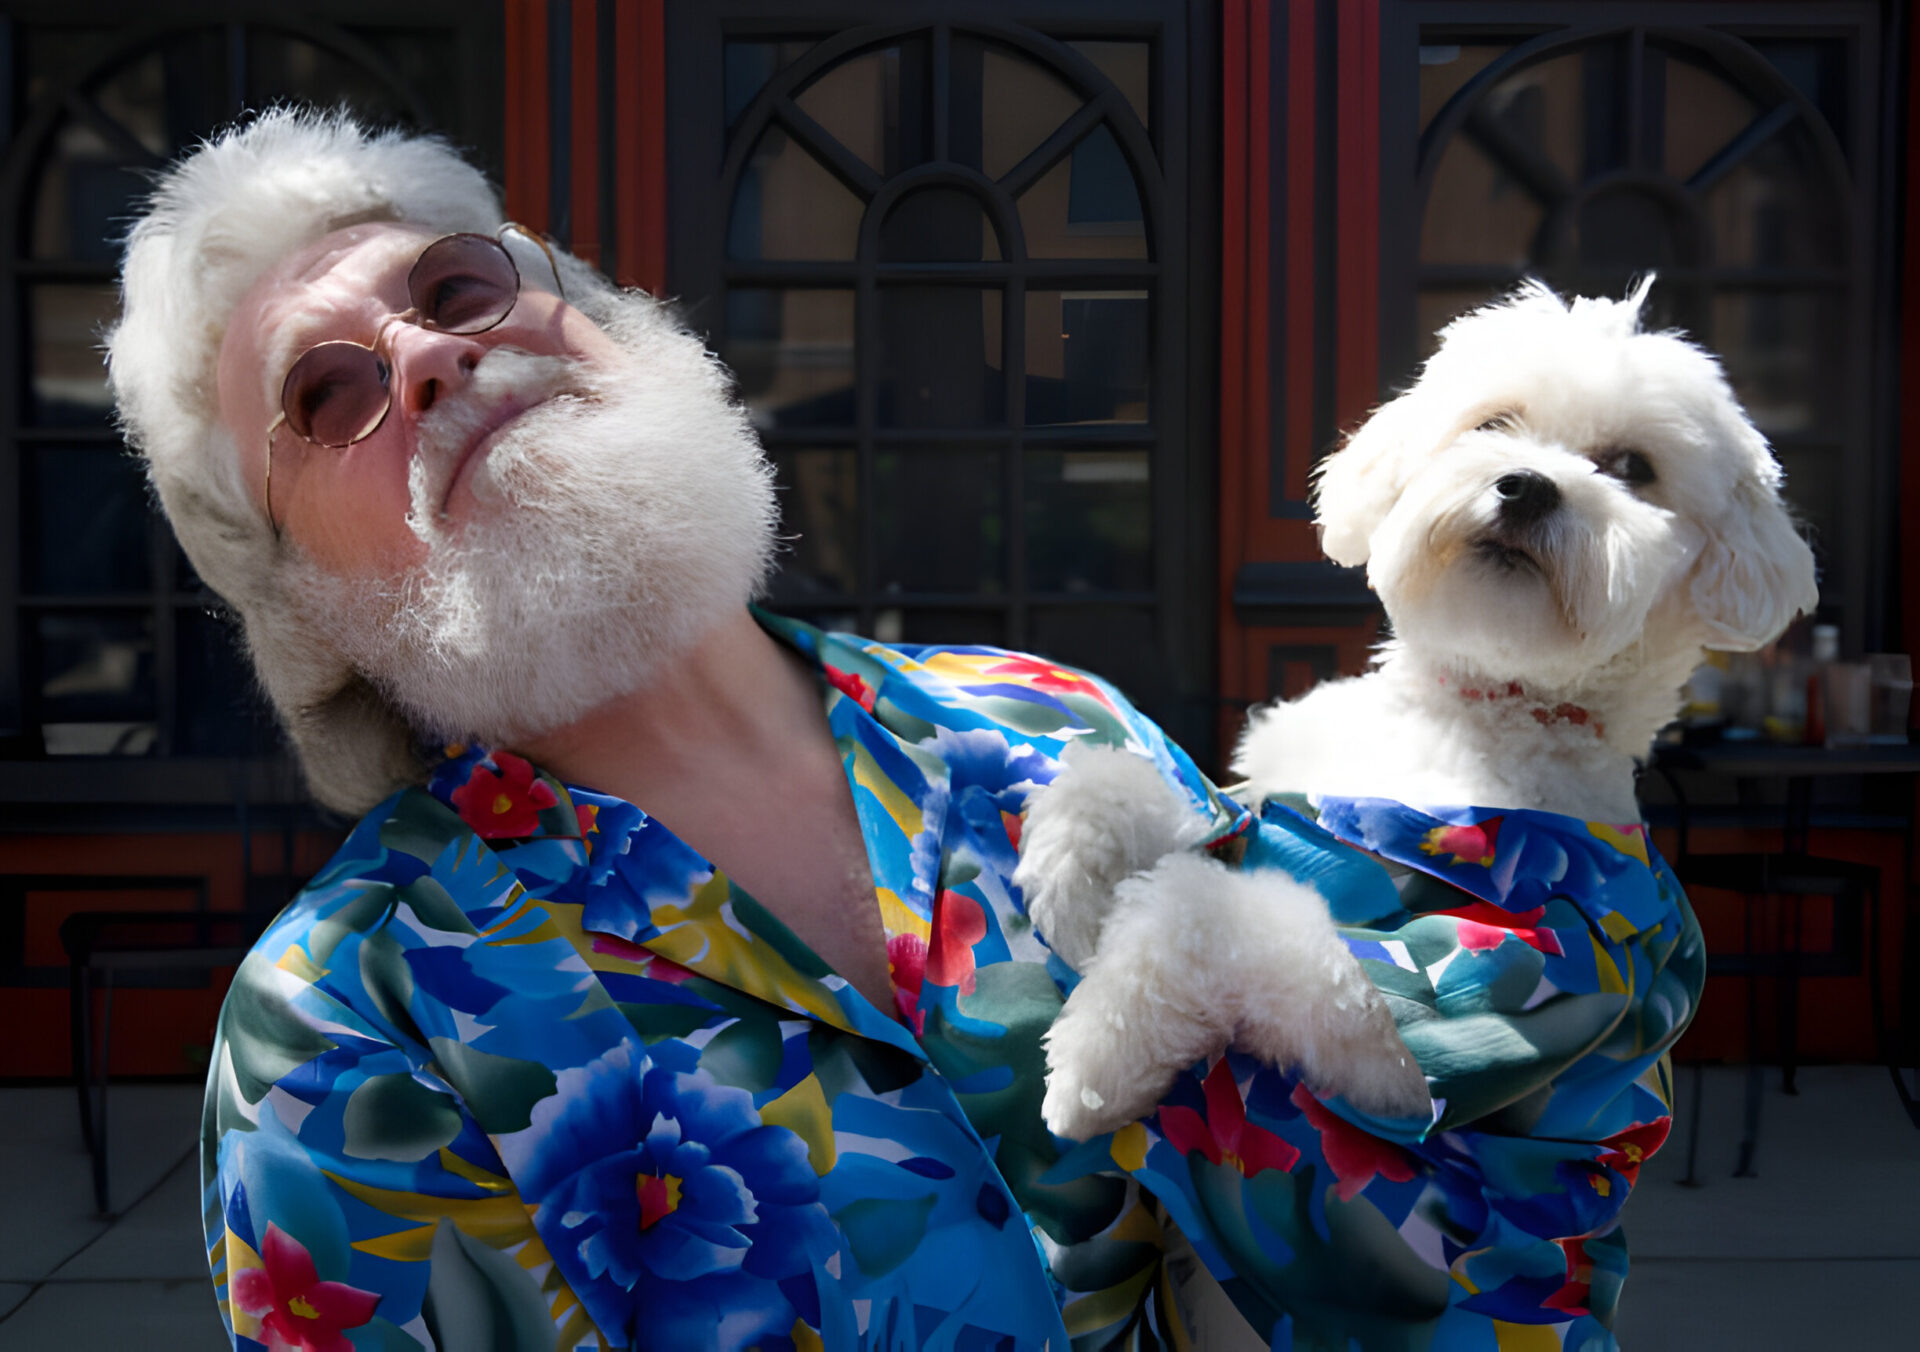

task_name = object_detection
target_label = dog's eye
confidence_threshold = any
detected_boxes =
[1600,448,1657,486]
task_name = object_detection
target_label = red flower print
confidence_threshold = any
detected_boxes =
[1543,1237,1596,1315]
[824,664,878,712]
[1435,899,1564,956]
[1157,1060,1301,1177]
[978,654,1121,710]
[590,933,694,982]
[1420,818,1502,868]
[1292,1083,1419,1200]
[1000,809,1023,853]
[231,1223,379,1352]
[450,751,558,838]
[924,890,987,994]
[1595,1118,1670,1187]
[888,932,929,1031]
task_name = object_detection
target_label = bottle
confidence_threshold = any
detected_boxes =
[1805,624,1839,746]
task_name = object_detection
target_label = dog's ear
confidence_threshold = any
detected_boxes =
[1312,393,1433,567]
[1689,424,1819,650]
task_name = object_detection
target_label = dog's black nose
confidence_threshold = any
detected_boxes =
[1493,471,1560,526]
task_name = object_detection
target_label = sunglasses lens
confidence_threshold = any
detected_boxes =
[410,234,520,333]
[282,342,392,447]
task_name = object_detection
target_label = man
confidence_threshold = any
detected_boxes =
[112,112,1692,1351]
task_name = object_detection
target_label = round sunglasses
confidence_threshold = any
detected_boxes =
[262,223,563,536]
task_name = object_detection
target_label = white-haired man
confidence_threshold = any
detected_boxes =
[114,112,1688,1352]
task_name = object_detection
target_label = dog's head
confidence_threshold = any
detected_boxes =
[1313,280,1817,686]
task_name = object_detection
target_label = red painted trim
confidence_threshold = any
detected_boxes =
[1333,0,1380,432]
[503,0,551,233]
[570,0,601,265]
[1284,0,1317,503]
[634,0,670,295]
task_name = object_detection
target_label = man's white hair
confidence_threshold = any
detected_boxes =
[106,107,633,814]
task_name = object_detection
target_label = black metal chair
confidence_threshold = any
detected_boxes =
[56,887,265,1216]
[1655,766,1890,1181]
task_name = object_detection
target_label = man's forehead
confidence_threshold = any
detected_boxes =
[247,223,433,397]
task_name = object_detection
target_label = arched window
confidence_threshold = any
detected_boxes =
[0,8,500,783]
[1385,17,1887,645]
[670,5,1215,754]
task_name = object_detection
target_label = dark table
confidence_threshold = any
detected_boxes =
[1647,739,1920,1163]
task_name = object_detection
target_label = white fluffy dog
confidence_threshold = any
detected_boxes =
[1017,280,1818,1140]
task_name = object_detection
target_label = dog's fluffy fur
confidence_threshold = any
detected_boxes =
[1018,281,1817,1139]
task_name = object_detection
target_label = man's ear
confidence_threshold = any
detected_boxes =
[1690,466,1820,652]
[1311,392,1432,567]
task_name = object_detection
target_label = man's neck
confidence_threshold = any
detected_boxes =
[511,608,827,808]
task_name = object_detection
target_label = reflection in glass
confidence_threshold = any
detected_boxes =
[1420,135,1543,267]
[725,41,815,126]
[30,286,120,425]
[874,449,1004,594]
[35,611,156,736]
[879,288,1005,427]
[1026,291,1149,426]
[176,608,274,756]
[1418,44,1511,130]
[796,43,927,175]
[730,129,865,260]
[1701,131,1844,268]
[769,449,859,599]
[880,187,1000,262]
[1017,124,1147,259]
[978,43,1082,179]
[1663,54,1761,182]
[1026,451,1151,592]
[1710,291,1840,436]
[25,446,152,595]
[723,289,857,428]
[1069,42,1151,133]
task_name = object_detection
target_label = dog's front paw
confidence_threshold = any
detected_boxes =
[1302,992,1431,1121]
[1041,1008,1171,1141]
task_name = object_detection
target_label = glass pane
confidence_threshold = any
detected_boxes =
[723,289,856,428]
[901,609,1004,648]
[1475,50,1587,186]
[1771,443,1839,583]
[1421,134,1544,268]
[1662,53,1761,183]
[31,53,168,262]
[1070,41,1151,134]
[1017,124,1147,259]
[874,448,1004,594]
[1419,43,1511,132]
[878,288,1005,428]
[30,285,120,426]
[768,449,858,599]
[176,607,274,756]
[1747,39,1850,151]
[24,445,153,594]
[1415,288,1504,360]
[725,40,815,126]
[34,611,156,731]
[1025,290,1149,426]
[1028,605,1161,701]
[730,128,865,260]
[977,42,1082,179]
[1700,129,1845,268]
[1026,451,1151,592]
[879,187,1000,262]
[247,32,416,125]
[796,42,928,175]
[1709,291,1843,438]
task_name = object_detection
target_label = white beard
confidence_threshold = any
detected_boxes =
[291,295,776,746]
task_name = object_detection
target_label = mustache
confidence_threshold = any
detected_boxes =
[406,348,588,540]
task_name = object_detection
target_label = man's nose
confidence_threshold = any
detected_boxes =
[387,324,485,419]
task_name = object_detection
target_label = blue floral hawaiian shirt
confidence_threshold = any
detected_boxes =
[203,611,1702,1351]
